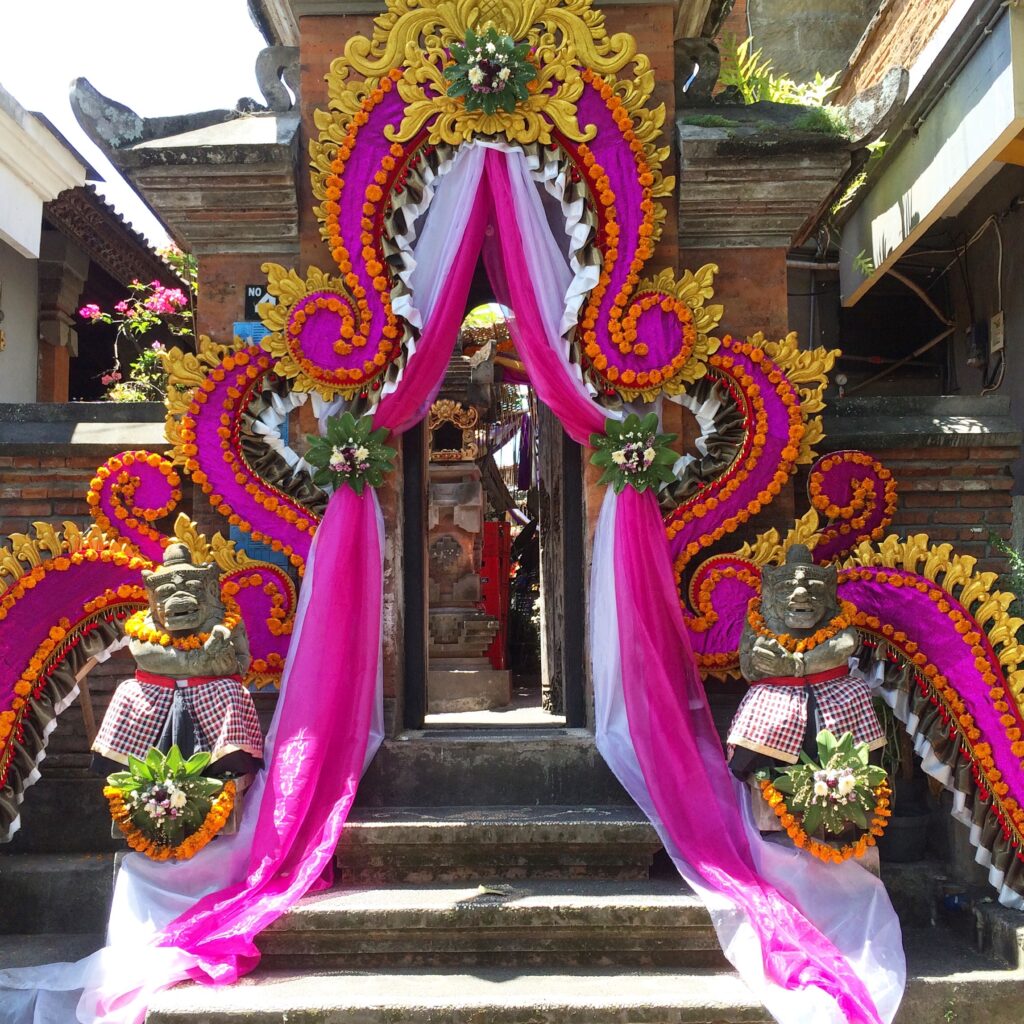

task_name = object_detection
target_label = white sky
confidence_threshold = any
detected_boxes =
[1,1,269,248]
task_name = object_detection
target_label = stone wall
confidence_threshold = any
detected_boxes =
[817,396,1021,576]
[720,0,879,81]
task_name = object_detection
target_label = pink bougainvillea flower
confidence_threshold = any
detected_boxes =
[78,303,102,320]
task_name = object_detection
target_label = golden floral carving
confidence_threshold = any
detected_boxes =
[428,399,480,461]
[312,0,674,233]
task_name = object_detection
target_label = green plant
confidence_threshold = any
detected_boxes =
[853,249,876,276]
[990,532,1024,621]
[682,113,741,129]
[105,344,169,403]
[791,107,848,136]
[305,411,397,495]
[589,413,678,495]
[767,730,888,836]
[105,745,227,849]
[719,35,840,108]
[78,244,197,401]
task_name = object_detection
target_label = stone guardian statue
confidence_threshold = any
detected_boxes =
[91,544,264,778]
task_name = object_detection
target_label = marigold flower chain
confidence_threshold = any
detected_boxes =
[87,451,182,552]
[576,69,685,395]
[124,596,242,650]
[810,451,897,543]
[223,573,294,641]
[314,67,408,392]
[178,348,315,571]
[747,598,856,654]
[0,559,149,783]
[687,562,761,633]
[759,777,891,864]
[842,566,1024,857]
[668,338,806,589]
[105,779,236,862]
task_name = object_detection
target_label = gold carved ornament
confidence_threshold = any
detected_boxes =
[428,399,481,461]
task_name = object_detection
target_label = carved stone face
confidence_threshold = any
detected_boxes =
[760,545,838,633]
[141,544,222,634]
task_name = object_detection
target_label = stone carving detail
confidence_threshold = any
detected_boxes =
[256,46,300,112]
[91,544,264,778]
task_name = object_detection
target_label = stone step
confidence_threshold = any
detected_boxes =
[0,853,114,934]
[257,879,724,969]
[354,729,631,807]
[337,805,660,884]
[139,938,1024,1024]
[146,967,775,1023]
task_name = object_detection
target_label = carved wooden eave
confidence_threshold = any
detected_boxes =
[70,59,300,260]
[44,184,169,287]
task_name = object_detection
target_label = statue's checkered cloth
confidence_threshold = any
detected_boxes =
[93,676,264,765]
[727,674,885,764]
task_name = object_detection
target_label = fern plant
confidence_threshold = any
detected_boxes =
[719,35,841,110]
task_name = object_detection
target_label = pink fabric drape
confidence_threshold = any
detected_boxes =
[614,487,883,1024]
[484,149,884,1024]
[3,144,893,1024]
[146,184,494,988]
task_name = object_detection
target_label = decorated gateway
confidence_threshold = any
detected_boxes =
[0,2,1022,1022]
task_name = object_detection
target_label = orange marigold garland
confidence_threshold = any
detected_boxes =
[104,746,237,862]
[760,776,892,864]
[124,596,241,651]
[747,598,857,654]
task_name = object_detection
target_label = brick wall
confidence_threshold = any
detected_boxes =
[833,0,959,106]
[0,453,98,535]
[873,446,1015,575]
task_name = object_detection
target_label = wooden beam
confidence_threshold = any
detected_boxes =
[675,0,714,39]
[997,133,1024,166]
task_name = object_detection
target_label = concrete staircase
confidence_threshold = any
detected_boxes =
[2,729,1023,1023]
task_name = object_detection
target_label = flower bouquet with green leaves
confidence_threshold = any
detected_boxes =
[305,412,397,496]
[768,729,888,836]
[104,745,236,860]
[589,413,678,494]
[447,26,537,115]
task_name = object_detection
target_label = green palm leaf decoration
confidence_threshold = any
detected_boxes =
[447,26,537,116]
[305,412,397,496]
[589,413,678,495]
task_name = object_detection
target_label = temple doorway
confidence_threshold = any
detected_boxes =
[406,303,584,729]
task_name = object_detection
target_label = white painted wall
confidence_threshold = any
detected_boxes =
[0,239,39,402]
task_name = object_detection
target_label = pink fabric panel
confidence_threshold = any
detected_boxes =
[613,485,884,1024]
[146,486,383,984]
[483,151,605,445]
[375,183,492,435]
[147,175,494,987]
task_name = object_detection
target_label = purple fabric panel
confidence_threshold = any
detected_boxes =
[614,485,885,1024]
[485,151,605,444]
[154,486,382,984]
[190,346,313,563]
[684,557,759,661]
[839,572,1024,802]
[574,82,645,370]
[813,453,892,563]
[374,183,492,435]
[95,459,177,564]
[0,560,144,722]
[335,88,409,348]
[667,347,795,562]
